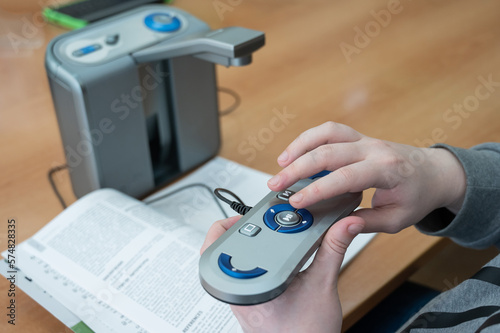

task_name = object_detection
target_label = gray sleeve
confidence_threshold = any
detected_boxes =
[415,142,500,249]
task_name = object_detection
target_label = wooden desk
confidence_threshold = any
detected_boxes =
[1,0,500,331]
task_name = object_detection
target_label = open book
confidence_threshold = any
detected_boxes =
[2,157,376,332]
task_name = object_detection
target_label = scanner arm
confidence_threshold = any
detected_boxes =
[132,27,265,67]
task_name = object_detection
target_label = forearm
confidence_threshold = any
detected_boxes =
[416,143,500,249]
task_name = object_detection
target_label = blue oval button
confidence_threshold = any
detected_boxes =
[144,13,181,32]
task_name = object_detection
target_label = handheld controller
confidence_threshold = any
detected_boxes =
[199,173,362,305]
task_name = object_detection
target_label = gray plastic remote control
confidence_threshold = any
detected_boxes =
[199,173,362,305]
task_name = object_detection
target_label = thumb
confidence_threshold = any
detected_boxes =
[306,216,365,286]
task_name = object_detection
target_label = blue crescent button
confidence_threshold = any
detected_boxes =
[144,13,181,32]
[218,253,267,279]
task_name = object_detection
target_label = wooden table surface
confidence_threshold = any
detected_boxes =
[2,0,500,331]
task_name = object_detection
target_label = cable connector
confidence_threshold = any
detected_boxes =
[230,201,252,215]
[214,188,253,215]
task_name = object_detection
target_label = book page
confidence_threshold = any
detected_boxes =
[15,188,240,333]
[0,255,147,333]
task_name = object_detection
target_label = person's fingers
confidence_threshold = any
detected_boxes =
[288,161,384,208]
[268,142,364,192]
[306,216,365,287]
[200,215,242,255]
[351,207,408,234]
[276,122,363,168]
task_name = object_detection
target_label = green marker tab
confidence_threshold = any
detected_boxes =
[43,8,88,30]
[71,321,94,333]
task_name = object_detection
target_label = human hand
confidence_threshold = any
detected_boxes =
[267,122,466,233]
[200,214,365,333]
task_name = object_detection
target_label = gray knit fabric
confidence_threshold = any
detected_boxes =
[397,143,500,332]
[417,143,500,249]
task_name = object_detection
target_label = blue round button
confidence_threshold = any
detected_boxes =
[263,204,314,233]
[144,13,181,32]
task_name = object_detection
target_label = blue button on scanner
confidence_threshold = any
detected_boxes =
[144,13,181,32]
[218,253,267,279]
[72,44,102,57]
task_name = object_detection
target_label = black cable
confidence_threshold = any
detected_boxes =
[214,188,245,206]
[214,188,253,215]
[48,164,69,209]
[47,165,242,218]
[218,87,241,116]
[145,183,229,219]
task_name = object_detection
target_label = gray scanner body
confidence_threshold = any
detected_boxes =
[45,5,264,198]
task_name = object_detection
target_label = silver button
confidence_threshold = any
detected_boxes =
[277,189,295,201]
[239,223,261,237]
[275,211,301,226]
